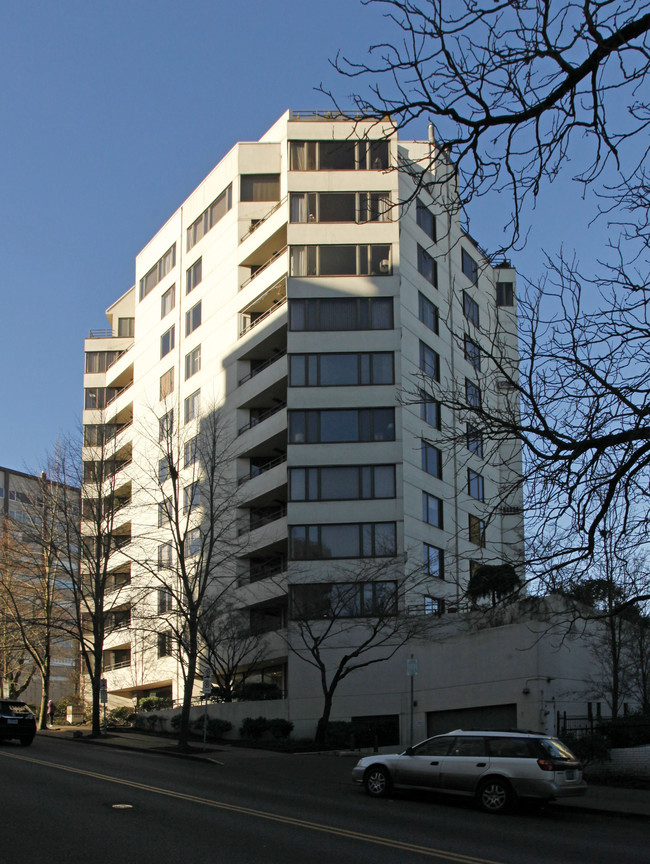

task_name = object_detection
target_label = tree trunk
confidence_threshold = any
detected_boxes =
[314,689,334,749]
[177,625,199,752]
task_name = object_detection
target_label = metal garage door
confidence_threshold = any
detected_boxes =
[426,703,517,737]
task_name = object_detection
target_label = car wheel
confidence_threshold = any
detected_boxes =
[364,766,391,797]
[19,737,34,747]
[476,778,513,814]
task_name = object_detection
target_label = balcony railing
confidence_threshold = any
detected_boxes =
[238,402,286,436]
[240,197,287,243]
[238,349,287,386]
[239,296,287,338]
[240,246,287,292]
[247,558,287,584]
[238,453,287,486]
[238,504,287,536]
[106,380,133,407]
[103,659,131,671]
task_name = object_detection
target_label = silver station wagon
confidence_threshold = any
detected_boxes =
[352,729,587,813]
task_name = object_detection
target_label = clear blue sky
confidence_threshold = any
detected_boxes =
[0,0,601,471]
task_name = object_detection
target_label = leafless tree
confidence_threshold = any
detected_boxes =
[331,0,650,245]
[0,524,37,700]
[287,555,439,747]
[333,1,650,602]
[197,601,269,703]
[52,425,128,735]
[134,404,242,751]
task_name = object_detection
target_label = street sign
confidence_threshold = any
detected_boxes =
[406,657,419,677]
[99,678,108,704]
[202,668,212,696]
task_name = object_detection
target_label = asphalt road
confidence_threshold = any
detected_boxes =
[0,737,647,864]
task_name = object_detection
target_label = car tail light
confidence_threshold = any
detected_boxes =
[537,758,555,772]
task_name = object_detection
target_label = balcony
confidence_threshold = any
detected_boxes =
[238,401,286,436]
[238,453,287,486]
[247,555,287,584]
[240,197,287,244]
[239,504,287,536]
[239,349,287,386]
[239,276,287,339]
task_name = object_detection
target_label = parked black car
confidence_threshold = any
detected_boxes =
[0,700,37,746]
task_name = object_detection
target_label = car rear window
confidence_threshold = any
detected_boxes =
[0,702,32,716]
[540,738,578,761]
[487,737,534,758]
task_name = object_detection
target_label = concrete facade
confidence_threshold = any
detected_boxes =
[81,110,582,741]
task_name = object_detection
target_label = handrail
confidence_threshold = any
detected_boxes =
[106,379,133,408]
[240,196,287,243]
[238,349,287,386]
[238,402,286,436]
[237,453,287,486]
[103,659,131,671]
[238,504,287,536]
[239,295,287,338]
[239,246,287,291]
[247,559,287,584]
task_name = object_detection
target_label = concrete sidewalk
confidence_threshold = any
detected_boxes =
[38,726,650,819]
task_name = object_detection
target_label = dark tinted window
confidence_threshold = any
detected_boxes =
[450,736,488,757]
[414,736,453,757]
[488,737,535,758]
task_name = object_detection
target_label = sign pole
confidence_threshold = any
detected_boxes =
[406,655,418,748]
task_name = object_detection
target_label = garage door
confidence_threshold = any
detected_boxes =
[426,703,517,737]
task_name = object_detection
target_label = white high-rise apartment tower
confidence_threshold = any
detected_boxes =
[83,111,523,738]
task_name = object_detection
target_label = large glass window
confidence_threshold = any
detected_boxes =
[85,350,122,373]
[290,191,390,223]
[467,424,483,457]
[289,297,393,331]
[289,408,395,444]
[140,244,176,301]
[468,469,484,501]
[185,345,201,380]
[463,292,479,327]
[417,245,437,287]
[187,184,232,250]
[290,139,389,171]
[184,482,199,513]
[289,464,395,501]
[422,492,443,528]
[159,367,174,400]
[161,285,175,319]
[419,341,440,380]
[184,389,200,423]
[418,292,439,334]
[185,301,202,336]
[161,326,175,359]
[240,174,280,202]
[159,410,173,441]
[291,580,397,619]
[424,544,444,579]
[466,379,481,408]
[462,248,478,283]
[416,198,436,240]
[497,281,514,306]
[464,336,481,371]
[469,514,486,547]
[289,352,394,386]
[289,522,397,560]
[186,258,202,294]
[420,392,441,428]
[422,442,442,478]
[290,244,392,277]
